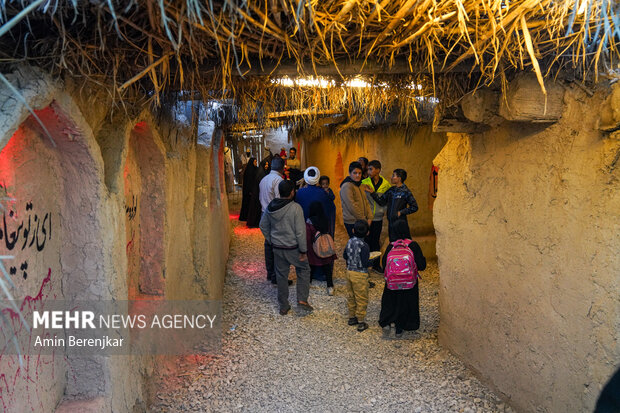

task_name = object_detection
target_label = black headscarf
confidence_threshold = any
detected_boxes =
[390,219,411,241]
[308,201,329,234]
[243,157,258,184]
[256,158,270,182]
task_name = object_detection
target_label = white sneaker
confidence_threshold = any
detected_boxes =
[327,287,334,296]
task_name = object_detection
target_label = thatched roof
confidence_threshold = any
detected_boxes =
[1,1,619,125]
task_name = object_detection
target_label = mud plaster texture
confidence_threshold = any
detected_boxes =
[434,85,620,413]
[0,66,230,412]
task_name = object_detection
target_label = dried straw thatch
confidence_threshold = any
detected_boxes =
[0,0,619,124]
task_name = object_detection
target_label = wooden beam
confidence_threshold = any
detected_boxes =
[499,74,565,122]
[432,118,489,134]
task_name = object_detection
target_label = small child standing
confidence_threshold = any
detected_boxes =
[343,220,371,332]
[319,175,335,201]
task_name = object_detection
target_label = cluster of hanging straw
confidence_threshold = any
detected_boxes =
[0,0,618,123]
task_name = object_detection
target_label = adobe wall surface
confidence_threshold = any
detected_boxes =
[304,125,447,237]
[434,85,620,412]
[0,67,231,412]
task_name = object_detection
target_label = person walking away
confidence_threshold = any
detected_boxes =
[296,167,336,226]
[305,201,337,296]
[343,220,372,331]
[339,161,372,238]
[361,160,391,271]
[246,158,269,228]
[260,180,313,315]
[239,157,258,221]
[364,168,418,241]
[379,220,426,339]
[259,157,285,284]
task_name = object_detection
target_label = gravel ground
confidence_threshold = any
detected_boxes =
[152,214,513,413]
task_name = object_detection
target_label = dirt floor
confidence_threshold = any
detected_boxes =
[151,205,513,412]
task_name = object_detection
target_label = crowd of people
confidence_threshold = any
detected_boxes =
[238,149,425,338]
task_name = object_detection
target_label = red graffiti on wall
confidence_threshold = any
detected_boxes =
[126,229,135,253]
[0,268,60,412]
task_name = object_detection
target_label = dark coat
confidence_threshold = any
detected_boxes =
[379,240,426,331]
[239,158,257,221]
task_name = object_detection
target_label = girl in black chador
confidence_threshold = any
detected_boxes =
[239,157,257,221]
[379,219,426,339]
[246,158,270,228]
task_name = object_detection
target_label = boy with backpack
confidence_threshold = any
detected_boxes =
[343,220,372,332]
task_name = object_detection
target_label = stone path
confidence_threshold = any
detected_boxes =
[153,216,512,412]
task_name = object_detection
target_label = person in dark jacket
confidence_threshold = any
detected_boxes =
[305,201,337,295]
[246,158,270,228]
[343,220,372,332]
[239,157,257,221]
[296,167,336,233]
[595,367,620,413]
[379,219,426,339]
[364,168,418,241]
[259,180,313,315]
[319,175,336,236]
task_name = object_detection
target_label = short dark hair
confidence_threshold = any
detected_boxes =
[319,175,330,184]
[289,147,297,153]
[353,220,369,238]
[393,168,407,183]
[278,179,295,198]
[368,160,381,170]
[349,161,363,173]
[358,157,369,167]
[271,157,285,171]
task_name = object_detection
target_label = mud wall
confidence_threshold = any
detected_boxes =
[434,85,620,412]
[304,125,447,237]
[0,67,230,412]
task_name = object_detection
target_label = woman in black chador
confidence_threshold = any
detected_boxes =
[246,158,270,228]
[379,219,426,338]
[239,157,257,221]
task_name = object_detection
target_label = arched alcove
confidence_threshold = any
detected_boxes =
[0,101,107,410]
[124,121,166,298]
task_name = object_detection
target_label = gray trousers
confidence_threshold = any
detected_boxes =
[273,248,311,310]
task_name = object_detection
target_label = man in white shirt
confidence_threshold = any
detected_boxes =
[260,157,284,211]
[259,157,286,283]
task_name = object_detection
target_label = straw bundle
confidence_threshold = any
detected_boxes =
[0,0,618,124]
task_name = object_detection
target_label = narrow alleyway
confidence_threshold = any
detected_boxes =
[153,213,512,412]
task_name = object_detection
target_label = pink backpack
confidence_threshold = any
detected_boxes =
[384,239,419,290]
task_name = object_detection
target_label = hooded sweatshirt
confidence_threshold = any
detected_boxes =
[339,177,372,224]
[259,198,307,252]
